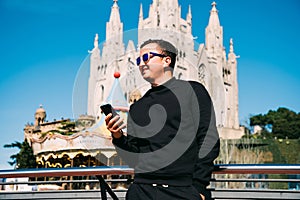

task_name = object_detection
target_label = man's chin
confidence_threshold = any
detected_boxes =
[142,76,153,83]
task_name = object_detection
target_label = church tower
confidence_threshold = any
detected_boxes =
[205,2,224,75]
[86,0,244,139]
[87,0,125,116]
[103,0,124,60]
[204,2,240,132]
[205,2,240,135]
[34,105,46,127]
[225,38,239,129]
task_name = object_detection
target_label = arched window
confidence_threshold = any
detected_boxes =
[198,64,206,84]
[100,85,104,101]
[178,72,183,80]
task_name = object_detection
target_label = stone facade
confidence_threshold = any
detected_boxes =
[87,0,244,139]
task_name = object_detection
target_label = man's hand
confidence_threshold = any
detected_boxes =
[200,193,205,200]
[105,113,126,138]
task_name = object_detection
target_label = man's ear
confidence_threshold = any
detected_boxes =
[163,56,172,67]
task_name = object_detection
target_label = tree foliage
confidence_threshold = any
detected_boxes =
[250,107,300,139]
[4,140,36,169]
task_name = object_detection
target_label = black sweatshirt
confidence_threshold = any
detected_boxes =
[113,77,220,195]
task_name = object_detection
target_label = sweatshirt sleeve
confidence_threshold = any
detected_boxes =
[189,81,220,194]
[112,114,144,168]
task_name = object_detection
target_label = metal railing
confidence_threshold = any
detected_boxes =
[0,164,299,200]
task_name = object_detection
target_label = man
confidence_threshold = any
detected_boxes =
[105,39,220,200]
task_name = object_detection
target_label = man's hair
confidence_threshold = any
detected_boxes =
[140,39,177,68]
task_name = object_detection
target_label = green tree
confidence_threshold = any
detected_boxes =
[250,107,300,139]
[4,140,36,169]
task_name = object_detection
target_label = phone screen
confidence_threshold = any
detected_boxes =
[100,104,118,117]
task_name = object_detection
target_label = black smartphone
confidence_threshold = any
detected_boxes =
[100,104,118,117]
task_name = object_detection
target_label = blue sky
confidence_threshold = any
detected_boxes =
[0,0,299,169]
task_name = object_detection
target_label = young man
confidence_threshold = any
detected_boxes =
[105,39,220,200]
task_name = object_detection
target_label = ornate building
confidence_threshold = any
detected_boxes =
[87,0,244,139]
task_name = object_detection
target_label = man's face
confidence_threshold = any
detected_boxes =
[138,43,166,83]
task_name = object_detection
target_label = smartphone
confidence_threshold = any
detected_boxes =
[100,104,118,117]
[100,104,124,133]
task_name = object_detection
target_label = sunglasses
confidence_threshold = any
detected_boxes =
[136,52,166,66]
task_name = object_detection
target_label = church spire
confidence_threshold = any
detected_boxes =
[109,0,121,23]
[208,1,220,27]
[205,2,223,61]
[103,0,124,58]
[229,38,234,53]
[139,3,143,19]
[93,33,99,49]
[106,0,123,41]
[226,38,239,129]
[138,3,144,29]
[228,38,237,63]
[186,5,192,24]
[90,33,101,57]
[186,5,192,34]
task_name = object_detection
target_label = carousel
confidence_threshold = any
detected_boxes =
[24,73,130,189]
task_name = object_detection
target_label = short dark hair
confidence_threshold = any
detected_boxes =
[140,39,177,68]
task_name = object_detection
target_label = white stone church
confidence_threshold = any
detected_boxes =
[87,0,244,139]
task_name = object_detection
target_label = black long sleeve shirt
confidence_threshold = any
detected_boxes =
[113,77,220,194]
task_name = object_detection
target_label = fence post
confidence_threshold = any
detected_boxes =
[96,175,119,200]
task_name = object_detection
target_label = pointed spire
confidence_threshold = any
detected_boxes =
[205,1,223,75]
[186,4,192,25]
[105,0,123,52]
[89,33,100,56]
[188,4,192,16]
[138,3,144,29]
[229,38,234,53]
[208,1,220,27]
[212,1,217,11]
[109,0,121,24]
[228,38,237,64]
[139,3,143,19]
[94,33,99,48]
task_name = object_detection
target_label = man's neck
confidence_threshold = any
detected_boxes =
[150,75,173,87]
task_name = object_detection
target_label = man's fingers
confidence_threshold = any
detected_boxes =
[107,115,126,132]
[107,115,119,129]
[118,123,126,130]
[107,115,126,139]
[112,117,125,129]
[104,113,113,124]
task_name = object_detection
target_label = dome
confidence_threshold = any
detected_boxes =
[35,105,46,126]
[36,105,46,114]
